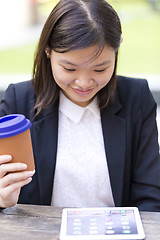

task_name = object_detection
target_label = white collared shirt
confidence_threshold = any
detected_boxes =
[51,92,115,207]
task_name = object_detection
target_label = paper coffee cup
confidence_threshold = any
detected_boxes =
[0,114,35,171]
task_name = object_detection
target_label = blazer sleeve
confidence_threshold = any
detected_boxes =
[129,80,160,211]
[0,84,17,116]
[0,81,35,119]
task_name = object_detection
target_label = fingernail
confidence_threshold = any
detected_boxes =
[28,169,35,175]
[5,155,12,160]
[21,163,27,169]
[27,177,32,182]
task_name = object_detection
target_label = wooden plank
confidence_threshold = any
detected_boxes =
[0,205,61,240]
[0,205,160,240]
[140,211,160,240]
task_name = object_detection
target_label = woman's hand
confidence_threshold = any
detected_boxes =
[0,155,35,208]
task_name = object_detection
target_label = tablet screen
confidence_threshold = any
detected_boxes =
[60,207,145,240]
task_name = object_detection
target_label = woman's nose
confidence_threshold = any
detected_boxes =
[75,76,93,89]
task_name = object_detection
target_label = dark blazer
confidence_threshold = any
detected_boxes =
[0,76,160,211]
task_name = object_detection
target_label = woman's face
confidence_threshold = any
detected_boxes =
[50,44,115,107]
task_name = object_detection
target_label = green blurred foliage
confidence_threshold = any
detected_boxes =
[0,43,36,74]
[109,0,160,75]
[0,0,159,75]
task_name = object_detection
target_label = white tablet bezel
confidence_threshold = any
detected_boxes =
[60,207,145,240]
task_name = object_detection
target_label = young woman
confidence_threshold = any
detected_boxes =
[0,0,160,211]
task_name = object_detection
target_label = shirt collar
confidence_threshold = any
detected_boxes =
[59,92,100,124]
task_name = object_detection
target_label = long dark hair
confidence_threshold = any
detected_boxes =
[32,0,122,115]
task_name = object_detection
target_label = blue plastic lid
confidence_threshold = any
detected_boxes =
[0,114,31,138]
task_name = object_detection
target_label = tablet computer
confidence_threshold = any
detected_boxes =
[60,207,145,240]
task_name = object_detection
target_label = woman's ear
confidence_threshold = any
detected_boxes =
[45,47,51,59]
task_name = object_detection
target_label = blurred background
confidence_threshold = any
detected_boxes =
[0,0,160,139]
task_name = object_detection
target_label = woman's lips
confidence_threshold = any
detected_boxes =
[72,88,94,95]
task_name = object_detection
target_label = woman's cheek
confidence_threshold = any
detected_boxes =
[53,71,75,86]
[98,77,111,88]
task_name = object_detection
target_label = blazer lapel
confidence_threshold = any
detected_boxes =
[101,93,126,206]
[31,101,59,205]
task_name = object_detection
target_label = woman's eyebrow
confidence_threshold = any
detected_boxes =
[93,61,111,67]
[59,60,111,67]
[59,60,77,66]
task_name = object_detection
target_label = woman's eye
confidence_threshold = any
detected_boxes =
[94,68,107,73]
[64,67,76,72]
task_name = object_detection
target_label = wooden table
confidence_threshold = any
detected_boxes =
[0,204,160,240]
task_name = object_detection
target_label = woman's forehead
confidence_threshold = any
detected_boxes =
[51,45,115,66]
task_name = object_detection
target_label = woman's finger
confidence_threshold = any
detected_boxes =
[0,170,35,188]
[0,155,12,164]
[0,162,28,179]
[0,177,32,208]
[4,177,33,193]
